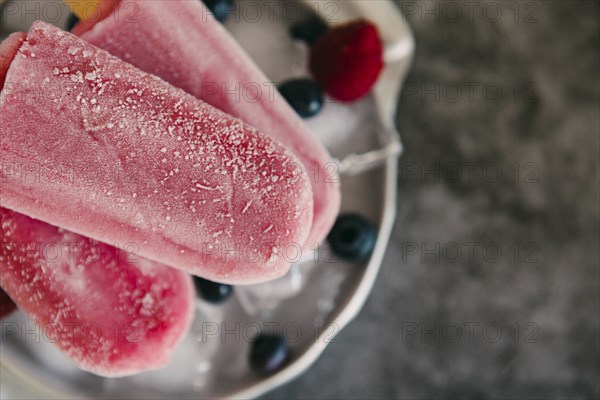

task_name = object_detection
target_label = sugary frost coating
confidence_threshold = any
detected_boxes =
[0,208,195,377]
[0,22,313,284]
[77,0,340,249]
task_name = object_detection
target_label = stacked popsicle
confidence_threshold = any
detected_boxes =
[1,28,195,377]
[73,0,341,249]
[0,0,341,377]
[1,21,313,284]
[0,208,195,377]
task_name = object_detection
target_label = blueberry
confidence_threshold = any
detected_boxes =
[289,17,329,45]
[249,334,290,375]
[327,214,377,262]
[193,276,233,304]
[278,78,324,118]
[65,13,79,31]
[202,0,232,23]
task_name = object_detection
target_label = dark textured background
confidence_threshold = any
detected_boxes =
[265,1,600,398]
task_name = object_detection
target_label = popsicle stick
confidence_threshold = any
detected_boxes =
[64,0,102,21]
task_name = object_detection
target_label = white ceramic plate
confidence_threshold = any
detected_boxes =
[0,0,413,397]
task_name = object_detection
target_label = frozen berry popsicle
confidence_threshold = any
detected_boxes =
[0,22,313,284]
[0,207,195,377]
[73,0,341,249]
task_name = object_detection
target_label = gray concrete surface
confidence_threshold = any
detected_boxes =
[264,1,600,398]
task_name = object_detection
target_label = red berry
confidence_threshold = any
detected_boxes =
[0,288,17,319]
[309,19,384,102]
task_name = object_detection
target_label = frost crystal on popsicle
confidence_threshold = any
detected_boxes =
[0,22,313,284]
[75,0,340,249]
[0,207,195,377]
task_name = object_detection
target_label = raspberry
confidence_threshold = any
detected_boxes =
[309,19,384,102]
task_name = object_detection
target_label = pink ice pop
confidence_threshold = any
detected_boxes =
[0,22,312,284]
[0,34,28,322]
[74,0,341,249]
[0,31,193,375]
[0,207,195,377]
